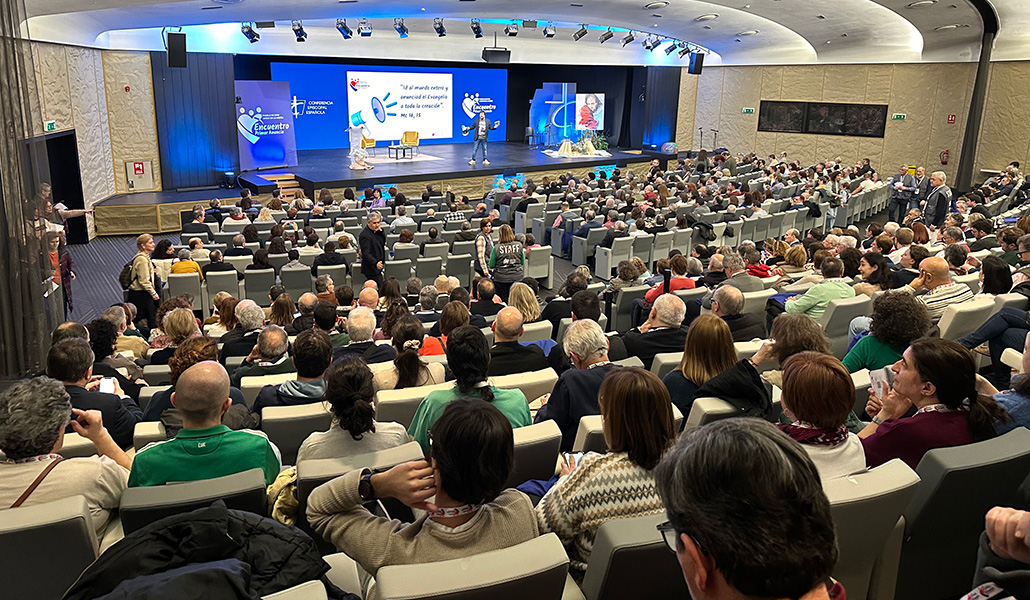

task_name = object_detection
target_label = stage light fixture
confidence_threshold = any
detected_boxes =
[678,44,691,58]
[292,20,307,42]
[542,23,556,37]
[642,35,659,51]
[471,18,483,38]
[599,28,613,43]
[336,19,353,39]
[505,22,519,36]
[241,22,260,43]
[572,25,587,41]
[358,19,373,36]
[664,40,677,54]
[434,18,446,36]
[394,18,409,38]
[621,31,635,46]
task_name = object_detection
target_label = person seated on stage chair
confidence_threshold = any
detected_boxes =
[254,328,334,415]
[488,306,548,376]
[182,205,214,241]
[223,234,253,258]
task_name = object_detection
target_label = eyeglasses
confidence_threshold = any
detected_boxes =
[656,521,680,553]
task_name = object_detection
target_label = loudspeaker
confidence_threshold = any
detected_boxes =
[687,52,704,75]
[482,48,511,64]
[167,32,186,69]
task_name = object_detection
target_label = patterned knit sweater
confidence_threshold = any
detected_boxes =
[535,451,664,573]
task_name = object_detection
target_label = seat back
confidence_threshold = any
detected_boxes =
[937,297,996,341]
[520,320,553,343]
[823,459,921,600]
[317,264,349,290]
[611,285,650,333]
[572,415,605,453]
[491,368,558,403]
[650,352,683,379]
[451,240,475,256]
[401,131,419,146]
[119,468,268,534]
[819,295,872,359]
[555,315,607,342]
[206,270,241,297]
[422,242,450,261]
[261,402,334,465]
[506,420,562,488]
[168,273,205,318]
[57,432,98,458]
[225,255,253,273]
[580,513,690,600]
[240,372,297,407]
[142,364,172,386]
[0,495,98,599]
[632,235,653,268]
[652,231,674,260]
[393,245,418,263]
[415,256,443,281]
[384,259,412,282]
[262,580,328,600]
[376,533,569,600]
[281,267,314,298]
[244,269,277,306]
[897,427,1030,599]
[448,254,474,288]
[684,396,740,429]
[952,272,980,296]
[994,292,1030,313]
[741,288,775,316]
[375,381,453,428]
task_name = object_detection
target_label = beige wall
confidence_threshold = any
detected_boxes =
[102,51,162,195]
[976,61,1030,175]
[681,63,977,182]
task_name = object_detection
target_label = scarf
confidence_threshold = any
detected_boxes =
[777,422,850,447]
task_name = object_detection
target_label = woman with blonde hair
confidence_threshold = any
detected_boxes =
[771,244,809,278]
[205,296,239,338]
[663,314,736,418]
[268,293,296,327]
[127,233,160,332]
[256,207,274,222]
[147,307,200,365]
[506,281,541,323]
[631,256,652,281]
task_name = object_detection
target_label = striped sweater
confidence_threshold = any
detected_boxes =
[535,452,663,574]
[901,281,975,323]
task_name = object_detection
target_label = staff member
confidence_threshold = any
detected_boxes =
[359,211,387,287]
[466,110,499,167]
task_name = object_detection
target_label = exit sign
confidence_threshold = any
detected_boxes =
[891,113,906,121]
[44,120,56,132]
[742,107,755,114]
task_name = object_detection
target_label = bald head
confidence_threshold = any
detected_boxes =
[362,280,378,290]
[297,293,318,316]
[493,306,524,342]
[358,288,379,309]
[920,256,952,288]
[171,361,230,425]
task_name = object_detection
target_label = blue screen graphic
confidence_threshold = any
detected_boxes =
[270,62,508,151]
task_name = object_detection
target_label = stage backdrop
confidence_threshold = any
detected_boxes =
[268,62,507,150]
[234,80,299,171]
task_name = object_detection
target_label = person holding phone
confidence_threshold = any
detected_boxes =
[467,110,499,167]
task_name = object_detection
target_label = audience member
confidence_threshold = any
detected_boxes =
[218,301,266,364]
[663,315,736,418]
[373,315,446,391]
[843,293,930,373]
[230,325,295,388]
[253,329,333,414]
[783,257,855,322]
[710,285,765,341]
[102,305,150,358]
[148,307,200,365]
[488,306,548,376]
[622,294,688,370]
[897,256,975,323]
[333,307,397,364]
[507,281,541,323]
[286,293,318,335]
[541,271,589,337]
[142,336,251,423]
[470,279,503,317]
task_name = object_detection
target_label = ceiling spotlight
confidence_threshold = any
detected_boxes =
[358,19,372,36]
[907,0,937,6]
[336,19,352,39]
[621,31,635,46]
[505,22,519,36]
[737,29,759,36]
[573,25,588,41]
[394,18,409,38]
[434,18,446,36]
[934,23,970,30]
[664,41,678,54]
[599,28,614,43]
[694,13,719,21]
[471,18,483,38]
[292,20,307,42]
[642,35,660,51]
[241,22,260,43]
[644,1,670,8]
[542,23,556,37]
[678,44,691,58]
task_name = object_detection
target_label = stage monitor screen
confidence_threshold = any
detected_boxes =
[270,62,508,150]
[758,101,805,134]
[575,93,604,131]
[234,80,299,171]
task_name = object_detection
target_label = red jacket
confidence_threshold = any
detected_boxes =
[747,263,773,278]
[644,276,695,305]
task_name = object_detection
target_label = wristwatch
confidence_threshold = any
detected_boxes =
[871,416,885,425]
[358,469,376,502]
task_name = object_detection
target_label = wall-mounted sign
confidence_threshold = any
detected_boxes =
[947,114,956,124]
[742,107,755,114]
[891,113,906,121]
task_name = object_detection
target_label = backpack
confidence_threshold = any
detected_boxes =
[118,260,136,290]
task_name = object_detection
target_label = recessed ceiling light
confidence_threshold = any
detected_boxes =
[934,23,969,30]
[201,5,222,9]
[703,25,711,29]
[570,3,583,6]
[652,14,663,18]
[840,32,848,37]
[644,1,669,8]
[743,4,751,8]
[737,29,759,36]
[907,0,937,7]
[825,40,832,44]
[816,14,826,19]
[694,13,719,21]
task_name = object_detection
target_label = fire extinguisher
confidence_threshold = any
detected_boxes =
[940,150,949,165]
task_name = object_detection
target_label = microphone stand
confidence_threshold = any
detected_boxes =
[697,127,704,152]
[710,128,719,150]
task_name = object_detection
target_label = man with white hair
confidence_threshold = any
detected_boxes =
[535,319,618,451]
[333,306,396,364]
[219,301,266,364]
[621,294,688,370]
[230,325,295,388]
[711,285,765,342]
[924,170,952,229]
[101,305,150,359]
[488,306,547,376]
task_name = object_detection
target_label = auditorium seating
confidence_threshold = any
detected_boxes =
[820,296,873,359]
[578,513,689,600]
[937,297,996,341]
[262,580,328,600]
[261,402,334,465]
[506,420,562,488]
[240,372,297,406]
[572,405,684,453]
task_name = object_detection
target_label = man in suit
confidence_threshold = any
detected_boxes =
[620,294,689,370]
[923,171,952,229]
[487,307,548,376]
[887,165,916,224]
[701,253,764,310]
[201,249,243,281]
[470,280,503,318]
[910,166,929,211]
[182,206,214,242]
[223,234,253,257]
[359,211,387,287]
[310,240,348,276]
[598,221,629,249]
[968,219,1000,252]
[467,110,499,166]
[47,338,142,449]
[572,209,602,238]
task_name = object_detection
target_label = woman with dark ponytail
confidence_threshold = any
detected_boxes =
[859,338,1011,469]
[297,356,410,461]
[373,315,445,391]
[407,325,532,454]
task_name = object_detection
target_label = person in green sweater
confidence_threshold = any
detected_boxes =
[784,257,855,322]
[408,325,531,454]
[842,292,932,373]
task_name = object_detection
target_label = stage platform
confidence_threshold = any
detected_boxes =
[93,142,654,235]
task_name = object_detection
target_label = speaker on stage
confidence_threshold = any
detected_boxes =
[687,52,704,75]
[167,32,187,69]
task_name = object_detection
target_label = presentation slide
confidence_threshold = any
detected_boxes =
[576,93,605,131]
[270,62,508,150]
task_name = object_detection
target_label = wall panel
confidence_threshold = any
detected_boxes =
[104,51,162,193]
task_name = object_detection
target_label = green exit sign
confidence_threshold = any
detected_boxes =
[891,113,906,121]
[742,107,755,114]
[44,120,56,132]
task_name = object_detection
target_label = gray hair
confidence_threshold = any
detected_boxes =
[943,226,964,242]
[257,325,288,359]
[347,307,376,342]
[837,236,856,250]
[932,170,947,184]
[652,294,687,327]
[419,285,439,311]
[237,302,266,331]
[562,319,608,362]
[101,306,127,329]
[229,206,242,217]
[722,253,745,272]
[654,418,837,598]
[713,285,744,315]
[686,257,703,275]
[176,248,191,261]
[447,276,461,291]
[315,274,333,293]
[708,254,724,271]
[232,234,245,247]
[0,377,71,459]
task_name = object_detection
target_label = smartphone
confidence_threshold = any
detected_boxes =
[99,377,115,394]
[562,452,584,467]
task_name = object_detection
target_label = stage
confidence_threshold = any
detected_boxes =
[93,142,654,235]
